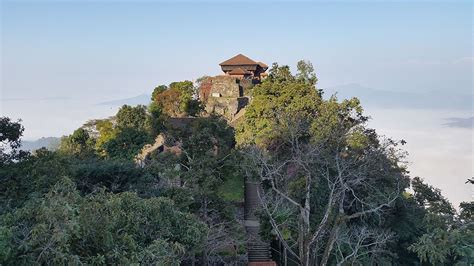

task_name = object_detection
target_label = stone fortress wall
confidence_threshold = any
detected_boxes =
[200,75,252,122]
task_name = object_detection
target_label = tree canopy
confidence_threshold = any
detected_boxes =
[0,60,472,265]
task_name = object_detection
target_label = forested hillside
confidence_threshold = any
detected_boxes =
[1,62,472,265]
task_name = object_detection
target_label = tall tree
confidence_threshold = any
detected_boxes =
[0,117,28,164]
[245,113,406,265]
[238,62,407,265]
[296,60,318,86]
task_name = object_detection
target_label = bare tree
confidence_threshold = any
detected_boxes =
[201,207,246,265]
[244,115,406,265]
[334,226,394,265]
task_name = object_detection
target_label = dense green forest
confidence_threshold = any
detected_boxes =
[1,62,472,265]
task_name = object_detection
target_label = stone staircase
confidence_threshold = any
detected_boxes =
[245,181,274,264]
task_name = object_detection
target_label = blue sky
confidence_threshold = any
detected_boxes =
[2,0,472,101]
[0,0,472,206]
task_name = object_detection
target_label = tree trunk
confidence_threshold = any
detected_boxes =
[302,175,312,266]
[299,207,311,265]
[201,197,209,265]
[320,218,340,266]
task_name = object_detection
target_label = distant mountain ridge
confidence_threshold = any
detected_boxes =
[97,94,150,106]
[443,117,473,129]
[323,83,472,110]
[21,137,60,151]
[96,84,472,111]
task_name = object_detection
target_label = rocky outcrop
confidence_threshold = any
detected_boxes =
[135,134,166,167]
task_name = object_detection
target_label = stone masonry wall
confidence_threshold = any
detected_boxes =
[200,75,254,121]
[210,76,241,98]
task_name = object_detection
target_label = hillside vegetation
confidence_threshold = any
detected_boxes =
[0,62,472,265]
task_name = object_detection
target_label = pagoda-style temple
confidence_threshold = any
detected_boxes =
[219,54,268,80]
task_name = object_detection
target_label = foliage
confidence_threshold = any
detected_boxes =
[382,194,427,264]
[150,116,245,263]
[1,60,471,265]
[103,127,152,160]
[152,81,203,117]
[0,117,28,164]
[411,176,455,219]
[70,158,156,195]
[58,128,95,157]
[0,150,157,214]
[409,227,473,265]
[116,104,149,131]
[0,149,69,212]
[296,60,318,86]
[407,177,473,265]
[151,85,167,101]
[238,62,410,265]
[460,201,473,221]
[95,119,115,155]
[169,116,236,194]
[148,101,165,136]
[0,178,206,265]
[96,105,154,160]
[236,63,322,146]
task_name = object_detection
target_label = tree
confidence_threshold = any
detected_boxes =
[0,178,206,265]
[0,148,70,212]
[459,201,473,222]
[245,114,406,265]
[148,102,165,136]
[70,158,155,195]
[151,84,168,101]
[152,81,203,117]
[267,63,295,83]
[0,117,28,164]
[100,105,153,159]
[95,119,116,156]
[408,177,473,265]
[150,116,245,264]
[296,60,318,86]
[103,127,152,160]
[238,63,407,265]
[381,192,428,264]
[58,128,95,157]
[236,63,322,146]
[116,104,149,131]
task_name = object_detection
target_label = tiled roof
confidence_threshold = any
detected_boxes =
[228,68,251,75]
[257,61,268,69]
[220,54,258,66]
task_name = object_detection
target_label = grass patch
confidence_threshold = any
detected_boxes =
[218,174,244,202]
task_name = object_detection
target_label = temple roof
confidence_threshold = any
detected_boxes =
[228,67,252,75]
[257,61,268,69]
[220,54,258,66]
